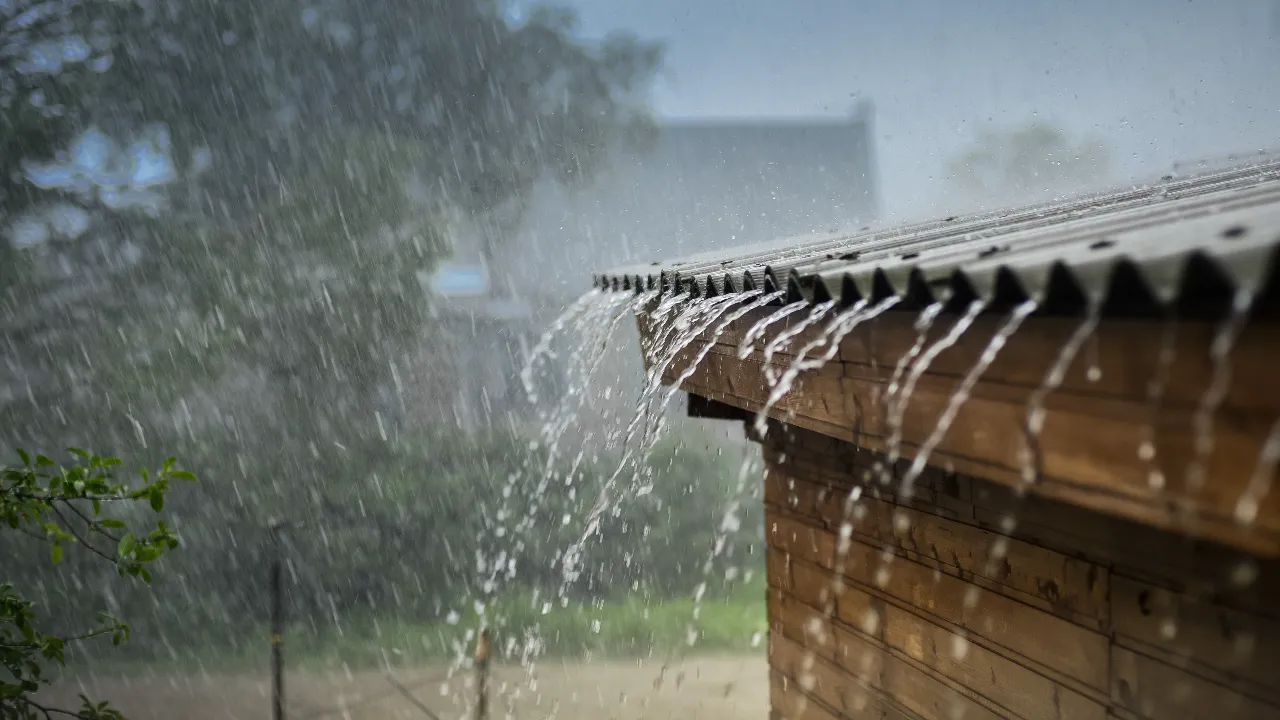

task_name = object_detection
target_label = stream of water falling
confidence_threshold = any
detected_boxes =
[738,301,809,359]
[1186,290,1254,491]
[1140,318,1180,491]
[1237,417,1280,525]
[639,291,786,456]
[752,297,903,438]
[882,299,986,480]
[1019,303,1102,488]
[761,301,837,387]
[442,289,642,700]
[681,453,764,652]
[560,292,754,591]
[520,288,602,405]
[897,300,1038,500]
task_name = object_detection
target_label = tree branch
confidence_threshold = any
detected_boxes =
[16,696,98,719]
[46,503,117,565]
[58,499,122,543]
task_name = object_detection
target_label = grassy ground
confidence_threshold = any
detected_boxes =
[77,579,767,676]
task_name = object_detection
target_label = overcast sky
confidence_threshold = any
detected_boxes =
[563,0,1280,220]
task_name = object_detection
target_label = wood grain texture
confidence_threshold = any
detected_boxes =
[761,430,1280,720]
[660,305,1280,554]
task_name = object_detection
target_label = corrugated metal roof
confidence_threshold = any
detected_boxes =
[594,159,1280,318]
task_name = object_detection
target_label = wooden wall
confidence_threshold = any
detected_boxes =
[758,420,1280,720]
[662,307,1280,555]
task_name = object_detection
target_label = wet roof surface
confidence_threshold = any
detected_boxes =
[594,159,1280,318]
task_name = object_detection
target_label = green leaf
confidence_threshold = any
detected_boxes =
[50,544,63,565]
[135,546,161,562]
[150,492,164,512]
[118,533,136,557]
[34,454,55,467]
[100,518,126,529]
[16,449,30,466]
[168,469,197,482]
[67,447,88,458]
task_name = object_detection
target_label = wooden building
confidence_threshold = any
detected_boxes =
[595,160,1280,720]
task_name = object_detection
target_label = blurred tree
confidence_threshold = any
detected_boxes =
[947,121,1110,203]
[1,0,663,452]
[0,0,668,661]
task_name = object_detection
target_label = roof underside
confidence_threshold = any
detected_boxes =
[594,160,1280,319]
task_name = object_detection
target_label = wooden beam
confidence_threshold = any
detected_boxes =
[639,305,1280,555]
[688,393,753,421]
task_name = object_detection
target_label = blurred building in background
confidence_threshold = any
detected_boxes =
[501,101,881,303]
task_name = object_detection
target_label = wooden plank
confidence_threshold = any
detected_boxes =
[773,592,1006,720]
[1110,576,1280,702]
[785,551,1106,720]
[688,392,752,420]
[768,545,795,593]
[1110,645,1278,720]
[812,483,1110,624]
[770,668,850,720]
[768,469,1108,629]
[773,517,1109,697]
[649,300,1280,554]
[837,533,1110,692]
[883,603,1107,720]
[970,480,1280,617]
[771,633,914,720]
[714,305,1280,414]
[671,336,1280,554]
[768,513,837,569]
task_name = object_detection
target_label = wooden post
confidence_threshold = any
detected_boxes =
[473,628,491,720]
[269,521,285,720]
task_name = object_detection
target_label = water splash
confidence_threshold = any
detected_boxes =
[898,300,1038,500]
[1187,290,1253,490]
[738,301,809,359]
[1236,417,1280,525]
[883,299,986,478]
[460,288,642,690]
[752,297,902,437]
[561,292,753,590]
[681,453,761,656]
[1019,303,1101,487]
[529,291,647,483]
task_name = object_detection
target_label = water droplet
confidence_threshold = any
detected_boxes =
[874,566,892,587]
[1230,560,1258,588]
[1235,496,1259,525]
[1138,441,1155,461]
[989,538,1009,559]
[861,608,880,635]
